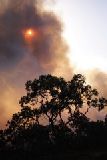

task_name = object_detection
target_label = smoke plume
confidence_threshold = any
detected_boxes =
[0,0,72,128]
[88,69,107,97]
[86,69,107,120]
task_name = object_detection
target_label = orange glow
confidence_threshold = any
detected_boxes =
[26,29,34,36]
[23,28,39,43]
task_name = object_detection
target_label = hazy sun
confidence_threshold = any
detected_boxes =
[23,28,39,43]
[26,29,34,36]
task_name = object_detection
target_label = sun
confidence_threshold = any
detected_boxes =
[23,28,39,43]
[26,29,34,36]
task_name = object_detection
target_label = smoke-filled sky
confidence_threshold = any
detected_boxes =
[53,0,107,120]
[0,0,107,128]
[53,0,107,73]
[0,0,73,128]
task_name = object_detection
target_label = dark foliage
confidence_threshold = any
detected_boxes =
[0,74,107,159]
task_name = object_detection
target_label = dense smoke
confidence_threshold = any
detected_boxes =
[88,69,107,97]
[86,69,107,120]
[0,0,71,74]
[1,0,106,128]
[0,0,72,128]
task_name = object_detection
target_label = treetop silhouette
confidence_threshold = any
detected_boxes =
[1,74,107,152]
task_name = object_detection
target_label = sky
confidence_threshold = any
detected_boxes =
[0,0,107,128]
[0,0,72,128]
[52,0,107,72]
[52,0,107,120]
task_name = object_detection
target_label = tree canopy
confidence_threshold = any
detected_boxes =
[1,74,107,154]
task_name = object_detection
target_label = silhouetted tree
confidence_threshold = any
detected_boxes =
[2,74,107,152]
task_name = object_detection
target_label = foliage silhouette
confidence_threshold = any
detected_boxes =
[0,74,107,159]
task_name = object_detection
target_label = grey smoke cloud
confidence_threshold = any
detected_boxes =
[0,0,107,127]
[86,69,107,121]
[88,69,107,97]
[0,0,71,74]
[0,0,72,128]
